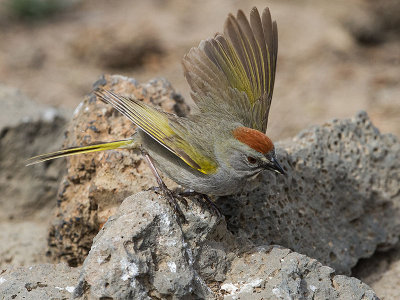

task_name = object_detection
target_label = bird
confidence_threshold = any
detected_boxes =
[27,7,285,210]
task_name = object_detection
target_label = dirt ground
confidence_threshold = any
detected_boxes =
[0,0,399,298]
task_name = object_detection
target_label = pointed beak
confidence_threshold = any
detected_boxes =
[269,157,285,175]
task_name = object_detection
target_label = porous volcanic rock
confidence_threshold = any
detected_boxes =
[73,191,378,299]
[73,191,223,299]
[47,74,190,266]
[0,191,379,299]
[217,111,400,274]
[220,247,377,300]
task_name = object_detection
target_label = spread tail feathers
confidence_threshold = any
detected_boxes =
[26,139,136,166]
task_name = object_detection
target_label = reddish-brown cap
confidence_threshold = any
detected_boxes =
[233,127,274,154]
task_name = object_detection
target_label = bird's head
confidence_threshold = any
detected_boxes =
[215,126,285,177]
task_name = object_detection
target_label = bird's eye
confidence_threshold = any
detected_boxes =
[247,156,257,164]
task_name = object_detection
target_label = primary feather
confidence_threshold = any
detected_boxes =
[183,7,278,133]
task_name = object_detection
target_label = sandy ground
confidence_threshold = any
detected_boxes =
[0,0,399,298]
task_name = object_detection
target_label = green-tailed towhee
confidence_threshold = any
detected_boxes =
[28,6,285,197]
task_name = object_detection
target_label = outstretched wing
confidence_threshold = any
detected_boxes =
[95,90,217,174]
[183,7,278,133]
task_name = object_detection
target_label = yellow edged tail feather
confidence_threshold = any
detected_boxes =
[26,139,136,166]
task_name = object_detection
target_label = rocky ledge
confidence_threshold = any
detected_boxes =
[1,75,399,299]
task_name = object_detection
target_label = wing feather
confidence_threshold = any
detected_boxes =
[183,7,278,132]
[95,90,217,174]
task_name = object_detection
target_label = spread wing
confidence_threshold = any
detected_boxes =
[183,7,278,133]
[95,90,218,174]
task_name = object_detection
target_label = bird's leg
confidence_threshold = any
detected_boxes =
[141,150,186,222]
[179,189,222,218]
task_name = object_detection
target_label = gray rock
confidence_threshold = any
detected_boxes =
[0,84,63,129]
[74,191,227,299]
[0,83,70,221]
[220,246,378,300]
[74,190,378,299]
[217,111,400,274]
[1,193,377,299]
[0,263,80,300]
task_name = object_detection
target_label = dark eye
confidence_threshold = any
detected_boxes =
[247,156,257,164]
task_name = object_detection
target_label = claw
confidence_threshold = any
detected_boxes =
[177,190,222,218]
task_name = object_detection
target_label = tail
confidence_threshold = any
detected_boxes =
[26,139,136,166]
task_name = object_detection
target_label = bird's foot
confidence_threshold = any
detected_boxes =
[178,190,222,218]
[152,183,187,223]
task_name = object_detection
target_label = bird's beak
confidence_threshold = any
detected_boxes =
[268,157,285,175]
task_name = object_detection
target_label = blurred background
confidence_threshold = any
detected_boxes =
[0,0,399,140]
